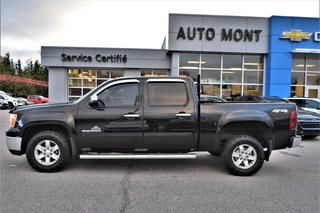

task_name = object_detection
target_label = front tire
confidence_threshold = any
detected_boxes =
[26,130,71,172]
[8,102,14,109]
[222,135,264,176]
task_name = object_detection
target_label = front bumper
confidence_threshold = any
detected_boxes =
[0,103,9,109]
[300,127,320,136]
[298,120,320,136]
[6,128,22,155]
[288,135,302,148]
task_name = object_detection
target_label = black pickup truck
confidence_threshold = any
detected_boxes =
[6,77,301,175]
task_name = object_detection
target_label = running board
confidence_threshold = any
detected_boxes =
[80,152,197,160]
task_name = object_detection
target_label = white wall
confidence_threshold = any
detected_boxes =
[124,69,141,77]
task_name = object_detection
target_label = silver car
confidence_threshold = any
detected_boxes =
[286,98,320,115]
[0,99,9,109]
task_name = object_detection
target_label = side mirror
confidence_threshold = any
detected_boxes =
[88,95,98,108]
[88,99,98,108]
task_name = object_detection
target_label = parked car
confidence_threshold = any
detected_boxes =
[0,91,11,96]
[17,97,34,105]
[234,96,289,103]
[0,99,9,109]
[14,98,26,107]
[285,98,320,115]
[27,95,49,104]
[0,93,19,109]
[297,107,320,139]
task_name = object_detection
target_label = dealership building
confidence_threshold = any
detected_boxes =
[41,14,320,103]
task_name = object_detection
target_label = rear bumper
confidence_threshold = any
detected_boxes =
[288,135,302,148]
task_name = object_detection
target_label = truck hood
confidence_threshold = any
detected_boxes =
[298,108,320,121]
[12,102,75,113]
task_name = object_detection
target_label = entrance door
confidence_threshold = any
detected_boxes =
[305,86,320,98]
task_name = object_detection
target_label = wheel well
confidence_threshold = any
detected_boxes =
[219,121,272,149]
[21,124,71,154]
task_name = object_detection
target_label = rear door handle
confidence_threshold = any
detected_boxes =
[124,114,140,118]
[175,113,191,117]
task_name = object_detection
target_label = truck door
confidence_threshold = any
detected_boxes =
[143,79,197,151]
[76,79,143,150]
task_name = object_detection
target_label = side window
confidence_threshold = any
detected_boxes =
[148,82,188,106]
[305,100,320,110]
[97,83,139,107]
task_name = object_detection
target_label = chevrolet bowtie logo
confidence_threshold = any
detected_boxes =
[281,30,311,41]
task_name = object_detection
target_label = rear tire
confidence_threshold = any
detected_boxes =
[222,135,264,176]
[26,130,71,172]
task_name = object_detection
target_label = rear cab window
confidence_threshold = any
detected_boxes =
[147,81,188,106]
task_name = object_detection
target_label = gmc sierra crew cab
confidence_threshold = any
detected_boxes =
[6,77,301,175]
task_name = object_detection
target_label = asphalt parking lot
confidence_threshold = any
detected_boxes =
[0,109,319,213]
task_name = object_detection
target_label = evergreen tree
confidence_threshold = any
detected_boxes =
[0,52,15,75]
[16,59,23,76]
[0,53,48,97]
[33,60,41,80]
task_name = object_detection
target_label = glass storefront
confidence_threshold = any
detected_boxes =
[179,53,264,100]
[141,69,169,76]
[291,54,320,97]
[68,69,169,101]
[68,69,124,101]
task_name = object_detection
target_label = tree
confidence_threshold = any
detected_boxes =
[0,52,15,75]
[0,53,48,97]
[16,59,23,75]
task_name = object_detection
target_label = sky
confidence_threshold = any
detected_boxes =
[1,0,319,65]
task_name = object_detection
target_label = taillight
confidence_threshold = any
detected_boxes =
[289,110,297,131]
[10,114,17,128]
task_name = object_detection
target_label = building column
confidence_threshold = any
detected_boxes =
[48,67,68,103]
[170,52,179,76]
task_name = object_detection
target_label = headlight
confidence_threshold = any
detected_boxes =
[10,114,17,128]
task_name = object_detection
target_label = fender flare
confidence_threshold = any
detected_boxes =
[19,112,79,160]
[216,110,274,160]
[217,110,274,132]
